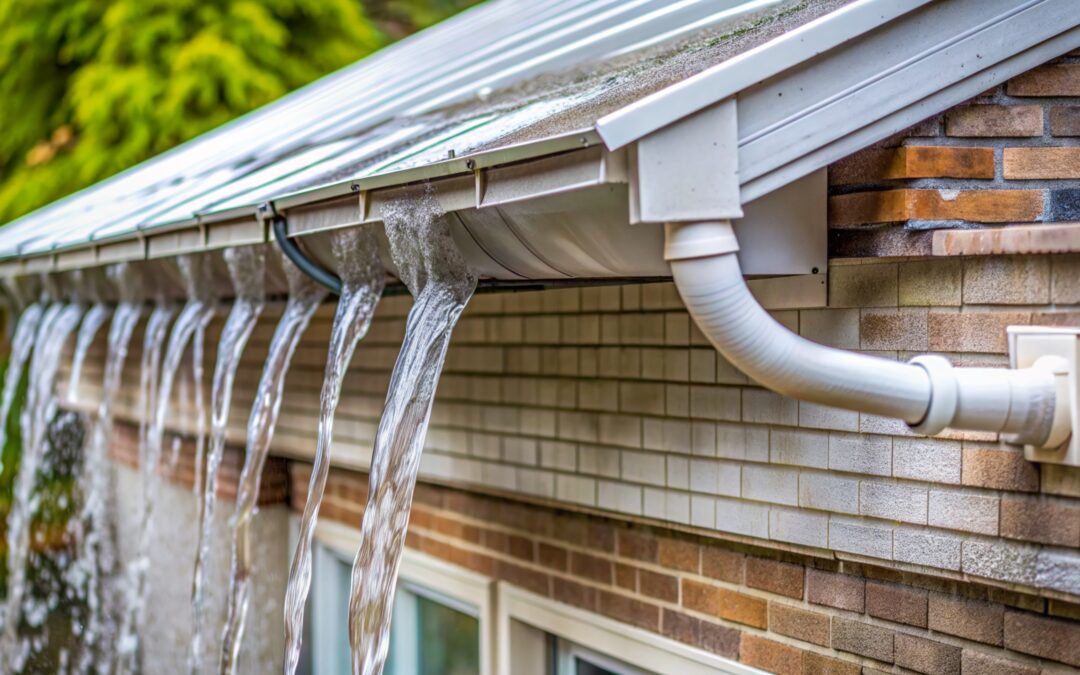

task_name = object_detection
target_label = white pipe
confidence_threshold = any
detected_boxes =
[666,221,1060,446]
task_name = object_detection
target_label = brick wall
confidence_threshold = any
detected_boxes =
[77,54,1080,673]
[290,461,1080,674]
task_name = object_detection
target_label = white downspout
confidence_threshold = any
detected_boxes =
[666,220,1064,446]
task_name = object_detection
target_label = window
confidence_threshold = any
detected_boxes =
[307,519,494,675]
[553,638,649,675]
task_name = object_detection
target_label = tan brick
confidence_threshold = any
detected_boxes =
[1051,254,1080,304]
[1004,609,1080,667]
[894,633,960,675]
[945,104,1044,137]
[1005,147,1080,179]
[597,590,660,632]
[829,146,995,184]
[832,617,894,663]
[1051,105,1080,136]
[928,311,1031,354]
[962,446,1039,492]
[658,536,700,573]
[960,649,1040,675]
[770,603,830,647]
[746,557,804,599]
[866,581,928,628]
[638,569,678,603]
[1000,496,1080,547]
[860,308,928,350]
[963,256,1050,305]
[701,545,744,584]
[828,264,897,308]
[1007,64,1080,96]
[741,635,803,675]
[807,569,864,612]
[682,579,768,629]
[802,652,860,675]
[829,189,1044,226]
[899,259,962,306]
[928,593,1003,646]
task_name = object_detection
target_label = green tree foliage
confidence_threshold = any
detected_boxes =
[0,0,483,224]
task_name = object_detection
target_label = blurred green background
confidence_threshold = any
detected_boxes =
[0,0,485,225]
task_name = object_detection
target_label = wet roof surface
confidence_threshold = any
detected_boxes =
[0,0,848,260]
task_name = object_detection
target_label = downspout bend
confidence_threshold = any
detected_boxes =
[667,221,1059,446]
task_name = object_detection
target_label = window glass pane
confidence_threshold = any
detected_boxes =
[417,593,480,675]
[575,657,621,675]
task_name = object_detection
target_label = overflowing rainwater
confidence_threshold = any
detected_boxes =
[283,227,385,675]
[118,255,215,672]
[67,264,145,672]
[65,274,112,403]
[348,194,476,674]
[189,246,266,673]
[1,289,85,670]
[220,252,326,673]
[0,302,44,464]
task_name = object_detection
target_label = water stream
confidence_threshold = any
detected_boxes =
[117,255,214,672]
[189,246,266,673]
[70,264,145,672]
[219,251,327,674]
[348,195,476,674]
[283,227,385,675]
[1,295,85,669]
[66,301,111,404]
[0,302,44,464]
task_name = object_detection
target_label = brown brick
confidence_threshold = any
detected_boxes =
[928,593,1003,646]
[553,577,597,612]
[829,189,1044,226]
[617,529,657,562]
[741,635,804,675]
[1051,106,1080,136]
[614,562,636,591]
[597,590,660,632]
[829,146,995,184]
[658,536,700,573]
[832,617,894,663]
[945,105,1044,137]
[860,308,928,351]
[807,569,865,612]
[701,545,744,584]
[508,534,534,561]
[1007,64,1080,96]
[894,633,960,675]
[1004,609,1080,667]
[960,649,1041,675]
[802,652,860,675]
[1005,148,1080,179]
[745,557,804,599]
[962,447,1039,492]
[496,560,550,597]
[682,579,768,629]
[866,581,928,628]
[538,543,568,571]
[770,603,830,647]
[570,551,612,585]
[928,311,1031,354]
[1000,496,1080,547]
[699,622,740,658]
[661,608,700,646]
[639,569,678,603]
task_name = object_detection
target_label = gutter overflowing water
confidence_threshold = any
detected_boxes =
[190,246,266,673]
[347,193,477,675]
[220,251,327,674]
[283,227,385,675]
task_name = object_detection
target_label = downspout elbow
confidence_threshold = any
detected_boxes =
[667,221,1061,447]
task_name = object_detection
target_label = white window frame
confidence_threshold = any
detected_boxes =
[312,519,496,675]
[496,583,764,675]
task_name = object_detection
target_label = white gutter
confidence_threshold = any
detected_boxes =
[665,221,1067,447]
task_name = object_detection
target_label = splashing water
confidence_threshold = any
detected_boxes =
[220,252,327,674]
[1,298,85,669]
[0,303,44,465]
[188,247,266,673]
[118,255,214,672]
[283,227,385,675]
[67,264,145,672]
[66,302,112,404]
[348,193,476,674]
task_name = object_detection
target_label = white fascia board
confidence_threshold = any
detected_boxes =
[595,0,933,150]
